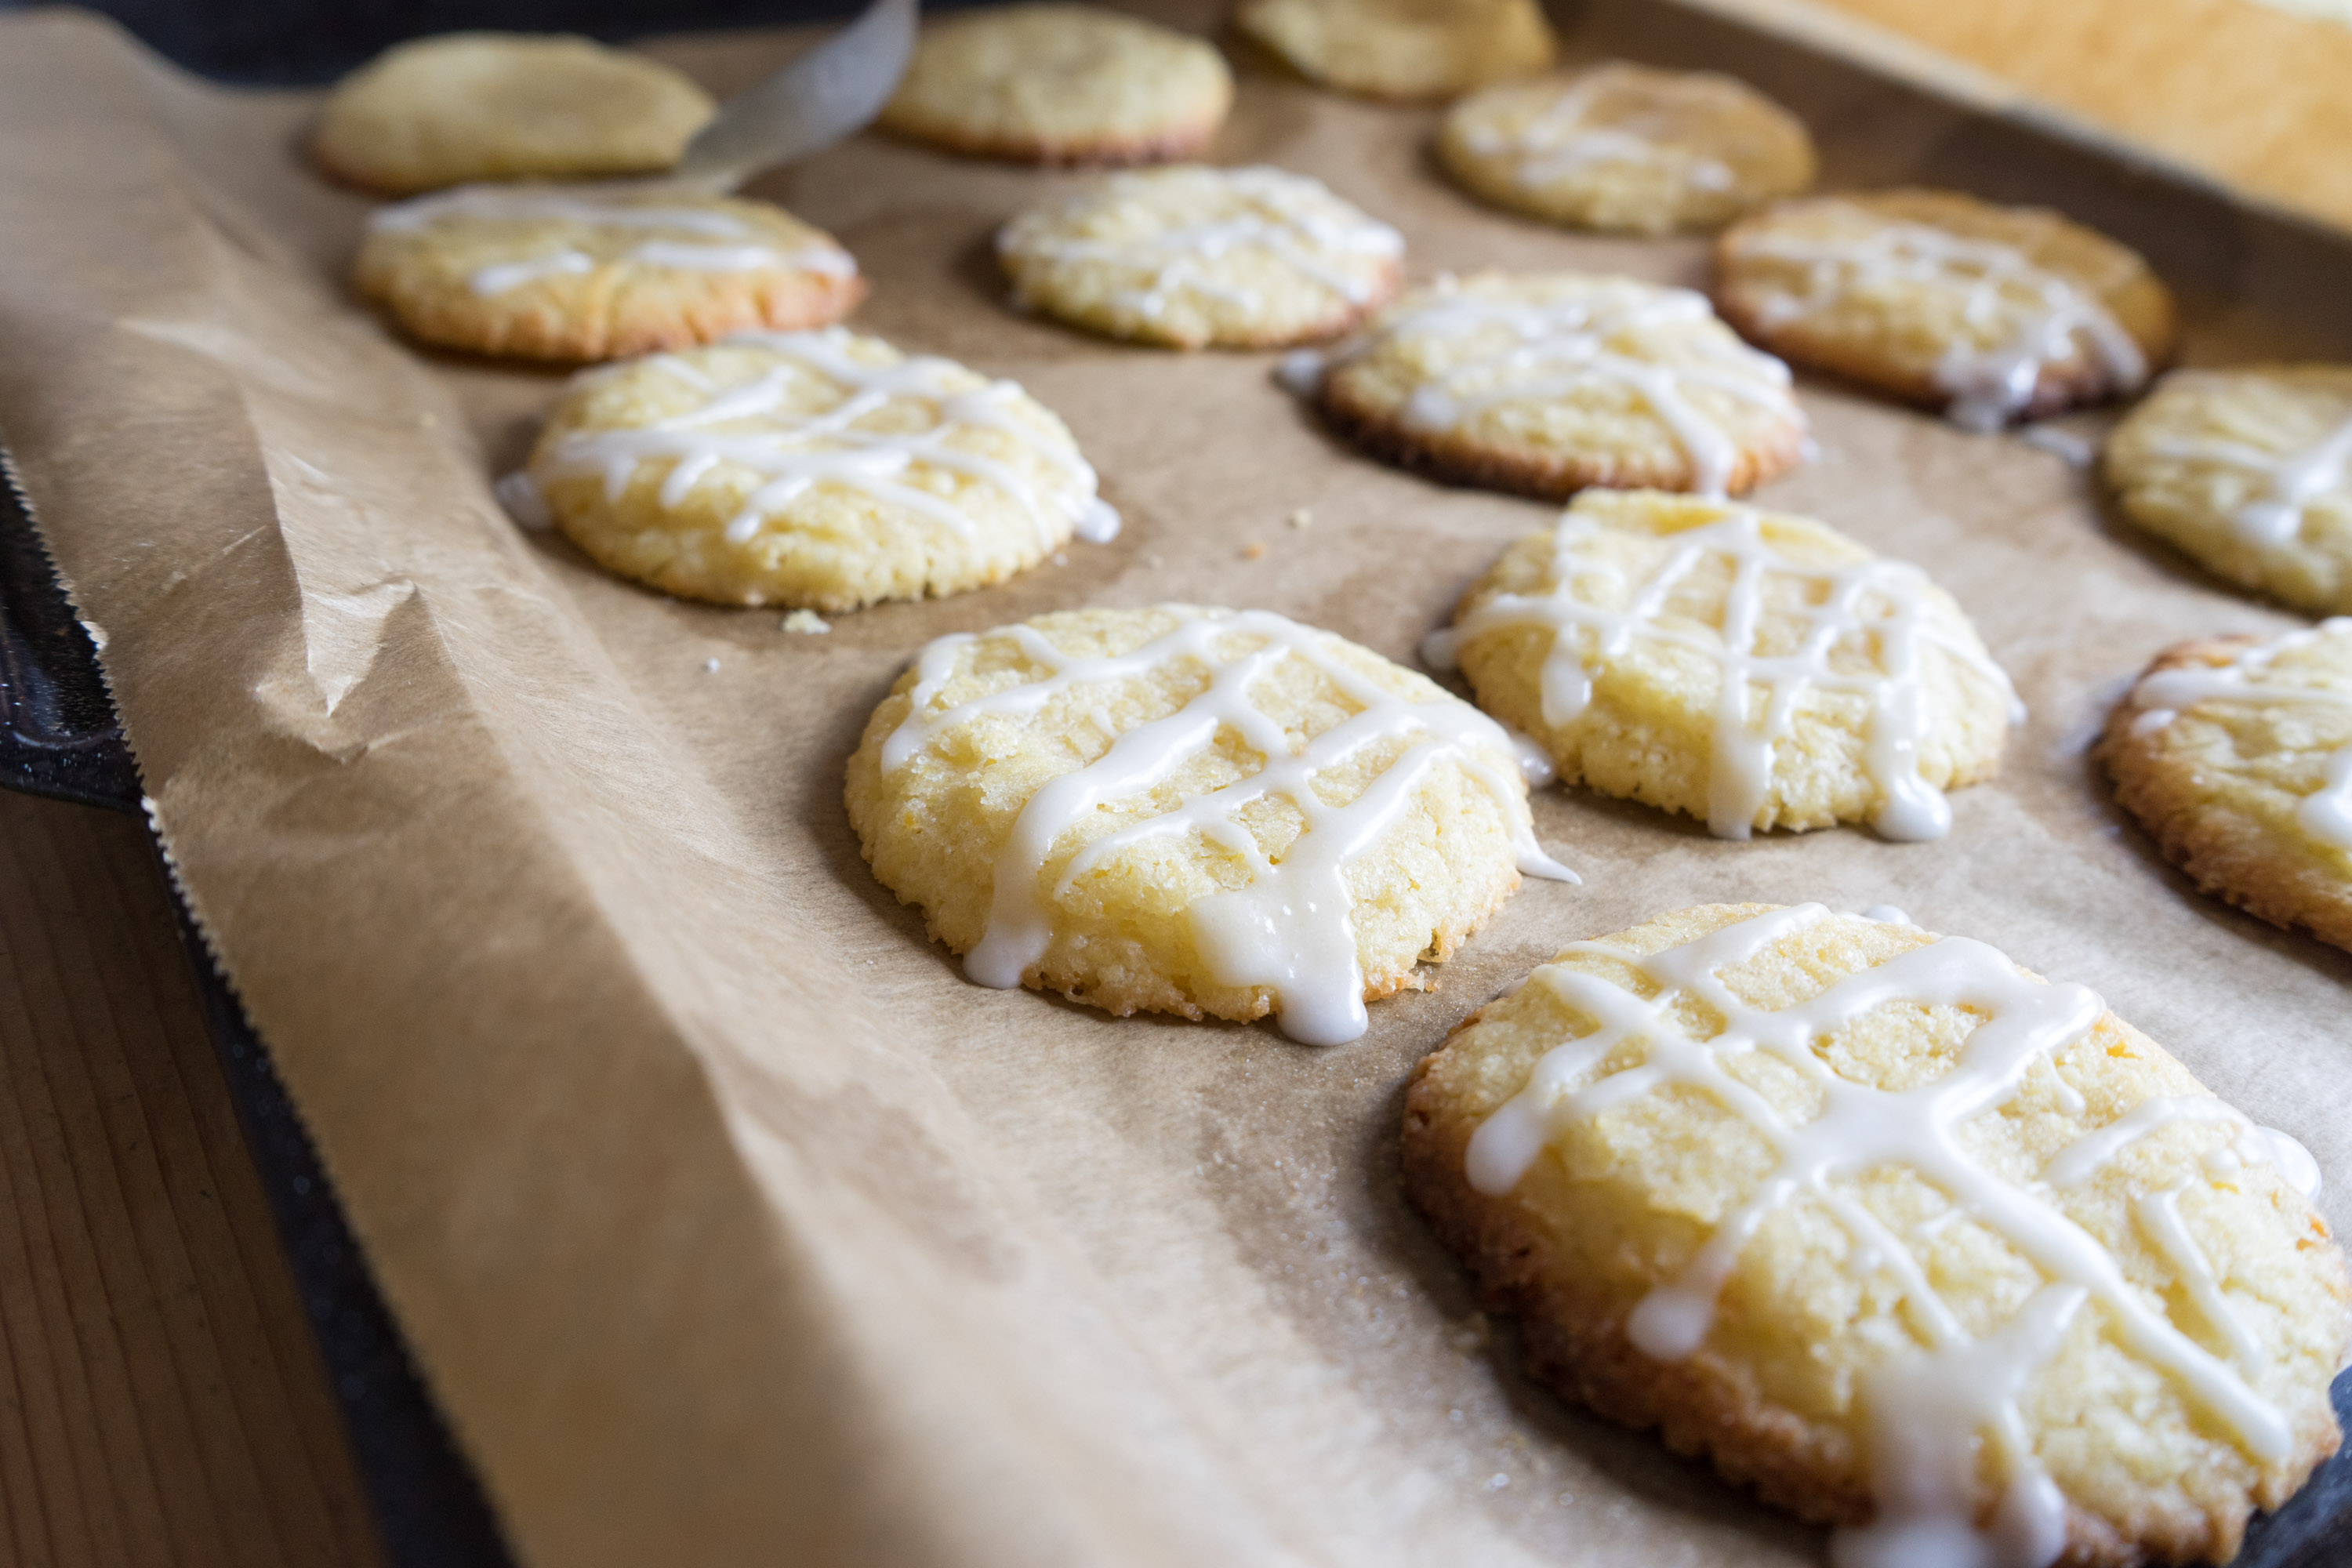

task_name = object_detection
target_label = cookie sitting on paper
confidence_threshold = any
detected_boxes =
[357,186,864,362]
[1234,0,1556,100]
[844,605,1573,1045]
[521,328,1116,610]
[1405,901,2347,1568]
[313,33,716,194]
[1427,490,2016,840]
[996,165,1404,349]
[2100,622,2352,955]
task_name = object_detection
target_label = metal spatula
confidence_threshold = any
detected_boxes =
[670,0,920,190]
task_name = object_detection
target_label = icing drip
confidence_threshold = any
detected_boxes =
[1305,279,1799,498]
[2121,618,2352,853]
[530,327,1116,553]
[1737,217,2147,430]
[880,608,1575,1046]
[1464,904,2296,1568]
[1461,76,1736,195]
[372,186,858,297]
[1424,501,2020,840]
[1000,166,1403,321]
[2140,403,2352,546]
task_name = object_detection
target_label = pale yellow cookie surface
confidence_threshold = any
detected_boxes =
[524,329,1112,610]
[2100,623,2352,954]
[1437,64,1815,236]
[1305,272,1808,499]
[844,604,1560,1044]
[314,33,715,194]
[2106,366,2352,615]
[1234,0,1556,100]
[1434,491,2014,838]
[996,165,1404,349]
[1715,190,2176,428]
[879,4,1233,164]
[357,186,865,362]
[1406,902,2348,1566]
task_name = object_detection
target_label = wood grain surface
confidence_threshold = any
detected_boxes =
[0,786,383,1568]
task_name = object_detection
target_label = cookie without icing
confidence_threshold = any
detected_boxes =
[1405,902,2347,1568]
[1428,490,2016,840]
[313,33,716,194]
[2099,622,2352,955]
[1715,190,2176,430]
[844,605,1573,1044]
[2106,366,2352,616]
[878,5,1234,165]
[357,185,865,362]
[1233,0,1556,100]
[522,328,1116,611]
[996,165,1404,350]
[1294,272,1809,499]
[1437,64,1816,237]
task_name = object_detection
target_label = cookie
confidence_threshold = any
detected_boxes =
[878,5,1233,165]
[1428,490,2017,840]
[1233,0,1556,100]
[2105,366,2352,615]
[521,328,1117,610]
[844,605,1575,1044]
[356,185,866,362]
[1288,272,1808,500]
[996,165,1405,350]
[1715,190,2176,430]
[313,33,716,194]
[2099,622,2352,953]
[1405,901,2348,1566]
[1437,64,1816,237]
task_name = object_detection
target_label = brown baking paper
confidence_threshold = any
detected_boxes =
[4,3,2350,1564]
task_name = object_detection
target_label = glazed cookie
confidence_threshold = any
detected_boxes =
[878,5,1233,165]
[1715,190,2176,430]
[996,165,1405,350]
[844,605,1575,1044]
[2099,622,2352,953]
[1428,490,2017,840]
[1437,64,1816,237]
[313,33,715,194]
[1287,272,1809,499]
[519,328,1116,610]
[357,185,865,361]
[1234,0,1556,100]
[1404,902,2347,1566]
[2106,367,2352,615]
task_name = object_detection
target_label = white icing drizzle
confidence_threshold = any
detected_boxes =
[1461,74,1737,195]
[1464,904,2295,1568]
[1424,500,2020,840]
[2120,618,2352,853]
[998,166,1403,323]
[529,327,1116,552]
[372,185,858,298]
[2139,397,2352,546]
[880,608,1575,1046]
[1736,216,2147,431]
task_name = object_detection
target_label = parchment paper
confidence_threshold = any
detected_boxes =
[4,4,2350,1565]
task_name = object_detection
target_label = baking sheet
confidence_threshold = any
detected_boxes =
[2,3,2350,1564]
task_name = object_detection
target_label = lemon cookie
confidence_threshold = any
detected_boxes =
[357,185,865,361]
[1428,491,2017,840]
[1233,0,1556,100]
[1436,64,1816,237]
[879,5,1233,165]
[1288,272,1808,499]
[313,33,715,194]
[2100,622,2352,954]
[1405,902,2347,1566]
[844,605,1575,1044]
[996,165,1404,350]
[2106,367,2352,615]
[1715,190,2176,430]
[521,328,1117,610]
